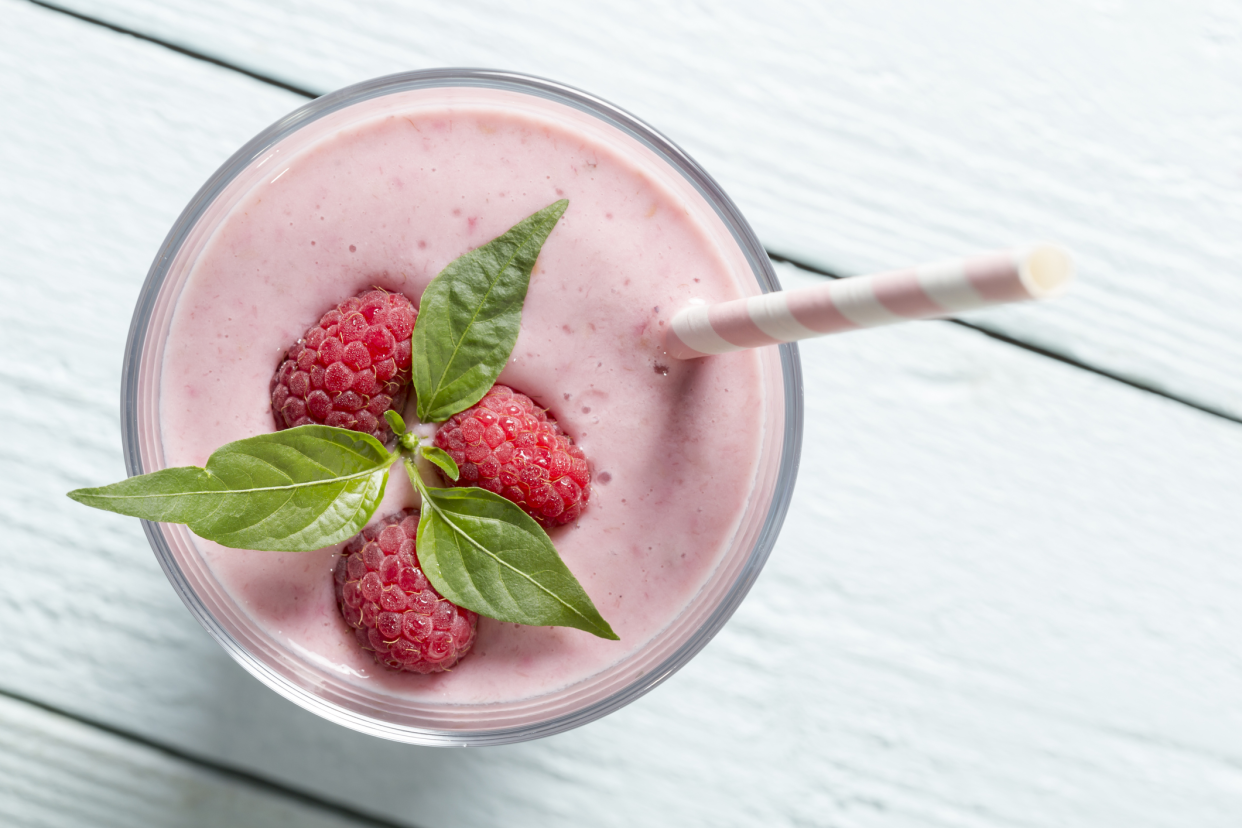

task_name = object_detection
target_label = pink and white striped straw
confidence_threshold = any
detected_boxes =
[665,245,1073,359]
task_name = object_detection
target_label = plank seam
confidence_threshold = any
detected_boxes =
[23,0,321,98]
[0,685,421,828]
[23,0,1241,428]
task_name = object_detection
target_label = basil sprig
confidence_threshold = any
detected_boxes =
[70,200,617,639]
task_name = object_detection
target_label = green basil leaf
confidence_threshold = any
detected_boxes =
[68,426,396,551]
[383,409,407,437]
[412,478,617,640]
[412,199,568,422]
[419,445,460,481]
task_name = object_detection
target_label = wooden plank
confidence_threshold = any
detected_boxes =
[33,0,1242,418]
[4,2,1242,826]
[0,693,390,828]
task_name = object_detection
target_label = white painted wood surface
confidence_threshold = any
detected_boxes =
[0,695,379,828]
[4,1,1242,826]
[43,0,1242,418]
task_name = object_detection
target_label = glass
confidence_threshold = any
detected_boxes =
[121,69,803,745]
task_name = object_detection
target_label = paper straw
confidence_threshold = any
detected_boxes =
[665,245,1073,359]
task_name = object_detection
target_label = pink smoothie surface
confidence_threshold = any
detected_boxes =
[159,88,768,705]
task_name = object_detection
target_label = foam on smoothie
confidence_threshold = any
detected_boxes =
[160,89,766,704]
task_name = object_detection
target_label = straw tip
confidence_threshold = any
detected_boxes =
[1020,244,1075,298]
[663,324,708,360]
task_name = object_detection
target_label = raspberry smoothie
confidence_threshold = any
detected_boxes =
[155,81,783,708]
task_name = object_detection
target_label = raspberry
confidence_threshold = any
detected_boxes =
[434,385,590,528]
[271,289,416,444]
[334,509,478,673]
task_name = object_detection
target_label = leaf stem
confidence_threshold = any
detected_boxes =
[403,455,432,500]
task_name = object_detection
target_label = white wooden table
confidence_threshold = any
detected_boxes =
[4,1,1241,825]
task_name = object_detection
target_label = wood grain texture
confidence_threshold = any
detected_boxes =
[4,1,1242,826]
[37,0,1242,418]
[0,694,384,828]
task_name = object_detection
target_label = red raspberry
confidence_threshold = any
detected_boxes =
[334,509,478,674]
[271,289,416,444]
[434,385,590,528]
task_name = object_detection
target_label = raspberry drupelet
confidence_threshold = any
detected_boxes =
[434,385,591,528]
[271,289,416,445]
[334,509,478,673]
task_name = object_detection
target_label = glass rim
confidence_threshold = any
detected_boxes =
[121,68,804,746]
